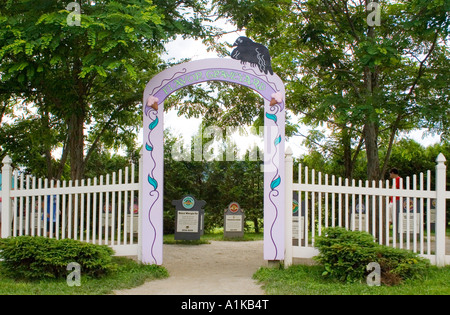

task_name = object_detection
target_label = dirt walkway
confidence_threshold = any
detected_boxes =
[114,240,266,295]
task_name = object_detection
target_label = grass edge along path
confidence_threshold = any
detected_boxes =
[253,264,450,295]
[162,232,264,244]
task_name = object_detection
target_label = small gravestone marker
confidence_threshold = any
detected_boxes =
[172,195,206,241]
[224,202,244,238]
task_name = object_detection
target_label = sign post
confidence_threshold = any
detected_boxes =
[172,195,206,241]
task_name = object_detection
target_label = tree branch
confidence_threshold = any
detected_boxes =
[405,30,439,101]
[84,102,129,165]
[380,113,403,178]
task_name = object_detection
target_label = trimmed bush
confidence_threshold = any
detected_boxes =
[0,236,117,280]
[314,227,378,282]
[314,227,430,285]
[375,246,430,285]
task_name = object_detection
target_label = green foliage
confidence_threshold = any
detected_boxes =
[0,0,212,179]
[213,0,450,179]
[314,227,430,285]
[314,227,378,282]
[0,236,117,280]
[375,246,430,285]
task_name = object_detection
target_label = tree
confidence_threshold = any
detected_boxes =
[0,0,212,179]
[212,0,450,181]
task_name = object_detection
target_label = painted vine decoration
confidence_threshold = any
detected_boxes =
[266,99,283,259]
[145,95,160,263]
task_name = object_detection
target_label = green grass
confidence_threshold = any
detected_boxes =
[163,232,264,244]
[253,264,450,295]
[0,256,168,295]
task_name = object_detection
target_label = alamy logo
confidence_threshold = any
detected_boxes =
[366,262,381,286]
[66,2,81,27]
[367,2,381,27]
[67,262,81,287]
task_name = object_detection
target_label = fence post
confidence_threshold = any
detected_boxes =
[435,153,446,267]
[138,146,144,262]
[1,155,12,238]
[284,147,294,267]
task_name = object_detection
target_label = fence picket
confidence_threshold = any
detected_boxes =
[92,177,98,243]
[86,179,92,243]
[325,174,329,230]
[117,170,123,246]
[130,163,136,245]
[426,170,432,255]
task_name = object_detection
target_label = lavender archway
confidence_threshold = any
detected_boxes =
[141,58,285,264]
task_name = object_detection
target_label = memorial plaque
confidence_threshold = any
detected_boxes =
[430,198,436,232]
[396,198,421,239]
[352,203,366,231]
[177,211,199,233]
[225,215,243,232]
[172,195,206,240]
[224,202,244,238]
[292,192,306,245]
[292,198,299,244]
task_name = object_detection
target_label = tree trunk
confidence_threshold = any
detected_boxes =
[364,120,388,243]
[342,127,353,179]
[363,11,386,241]
[364,121,380,181]
[68,111,85,180]
[253,217,259,233]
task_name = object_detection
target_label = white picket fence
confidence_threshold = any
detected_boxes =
[1,155,142,257]
[284,148,449,267]
[2,149,448,266]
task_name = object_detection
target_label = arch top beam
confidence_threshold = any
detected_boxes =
[143,58,285,113]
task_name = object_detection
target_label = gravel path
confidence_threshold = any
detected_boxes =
[114,240,266,295]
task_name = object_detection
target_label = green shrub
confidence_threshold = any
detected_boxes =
[375,246,430,285]
[0,236,117,280]
[314,227,378,282]
[314,227,430,285]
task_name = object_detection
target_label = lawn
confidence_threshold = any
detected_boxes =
[0,256,168,295]
[253,264,450,295]
[163,231,264,244]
